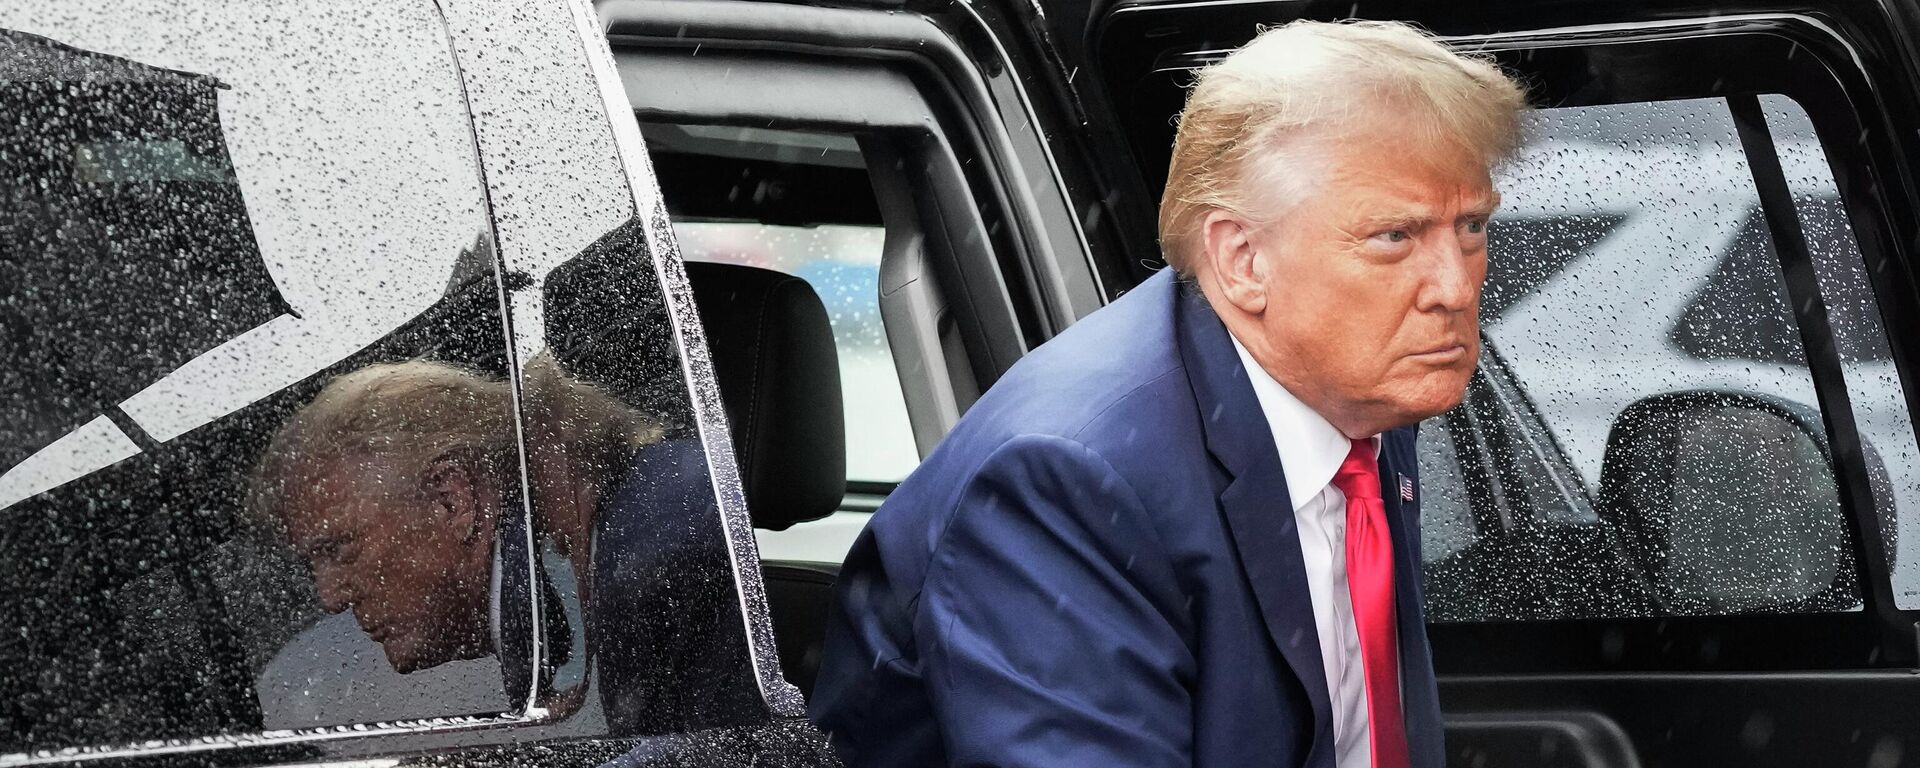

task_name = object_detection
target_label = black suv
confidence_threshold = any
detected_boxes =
[6,0,1920,766]
[620,0,1920,765]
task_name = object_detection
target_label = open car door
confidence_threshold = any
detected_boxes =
[1086,1,1920,765]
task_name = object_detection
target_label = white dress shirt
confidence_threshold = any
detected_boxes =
[1229,334,1380,768]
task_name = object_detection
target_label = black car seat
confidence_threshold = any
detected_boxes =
[685,261,846,700]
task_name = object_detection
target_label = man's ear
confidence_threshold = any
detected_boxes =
[423,451,494,543]
[1199,210,1269,315]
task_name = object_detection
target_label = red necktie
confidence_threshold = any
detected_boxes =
[1331,438,1410,768]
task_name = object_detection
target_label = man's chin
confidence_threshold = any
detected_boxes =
[1382,376,1472,426]
[381,637,490,674]
[381,639,429,675]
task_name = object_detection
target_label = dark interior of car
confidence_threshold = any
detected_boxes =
[653,138,878,699]
[683,260,848,698]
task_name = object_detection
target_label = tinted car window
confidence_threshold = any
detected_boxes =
[1480,213,1625,322]
[1419,96,1863,621]
[0,0,526,755]
[434,0,786,737]
[505,219,765,736]
[1757,96,1920,609]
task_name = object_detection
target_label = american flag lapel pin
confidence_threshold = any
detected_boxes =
[1399,474,1415,502]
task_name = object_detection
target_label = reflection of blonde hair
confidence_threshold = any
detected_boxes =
[1158,20,1527,271]
[249,356,662,524]
[519,354,665,512]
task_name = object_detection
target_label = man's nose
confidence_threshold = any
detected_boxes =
[1415,236,1480,313]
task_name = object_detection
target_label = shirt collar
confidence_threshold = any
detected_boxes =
[1227,332,1377,512]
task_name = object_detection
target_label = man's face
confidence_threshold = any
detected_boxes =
[279,462,495,673]
[1240,127,1496,434]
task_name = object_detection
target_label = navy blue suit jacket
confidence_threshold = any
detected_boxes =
[809,270,1444,767]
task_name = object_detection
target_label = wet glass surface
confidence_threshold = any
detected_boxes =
[0,0,775,759]
[1664,404,1850,614]
[0,0,519,755]
[1418,96,1872,621]
[505,219,766,737]
[1757,95,1920,609]
[445,4,776,731]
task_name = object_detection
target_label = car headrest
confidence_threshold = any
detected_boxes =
[685,261,846,530]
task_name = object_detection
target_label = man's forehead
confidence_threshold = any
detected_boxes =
[1331,165,1499,217]
[1437,181,1501,213]
[1318,123,1496,191]
[278,461,379,532]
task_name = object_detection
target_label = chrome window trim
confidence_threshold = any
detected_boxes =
[566,0,804,718]
[0,716,520,767]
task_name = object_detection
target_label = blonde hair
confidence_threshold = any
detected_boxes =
[518,353,665,511]
[249,357,662,525]
[1157,19,1528,271]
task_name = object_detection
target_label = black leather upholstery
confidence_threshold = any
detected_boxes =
[685,261,846,531]
[684,261,851,701]
[760,560,841,697]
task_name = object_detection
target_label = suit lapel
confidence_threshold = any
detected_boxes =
[1379,428,1444,768]
[1173,278,1334,762]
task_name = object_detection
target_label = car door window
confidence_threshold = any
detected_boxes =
[621,40,1053,570]
[1422,350,1657,623]
[0,0,529,756]
[646,124,920,486]
[445,8,786,734]
[1757,96,1920,609]
[1418,96,1880,620]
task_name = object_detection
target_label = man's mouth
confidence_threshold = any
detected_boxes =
[1408,342,1470,363]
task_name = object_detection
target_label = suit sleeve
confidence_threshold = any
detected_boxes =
[918,434,1195,768]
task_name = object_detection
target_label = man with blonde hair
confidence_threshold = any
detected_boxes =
[249,356,759,733]
[247,357,662,676]
[812,19,1526,767]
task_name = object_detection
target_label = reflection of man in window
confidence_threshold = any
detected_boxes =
[248,362,544,675]
[248,357,758,733]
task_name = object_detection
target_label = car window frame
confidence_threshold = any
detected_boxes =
[1435,24,1913,673]
[605,0,1103,499]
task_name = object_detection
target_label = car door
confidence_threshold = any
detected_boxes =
[1088,1,1920,765]
[0,1,833,766]
[597,0,1134,697]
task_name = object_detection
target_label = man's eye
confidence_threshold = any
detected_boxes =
[1375,229,1410,243]
[1463,219,1488,235]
